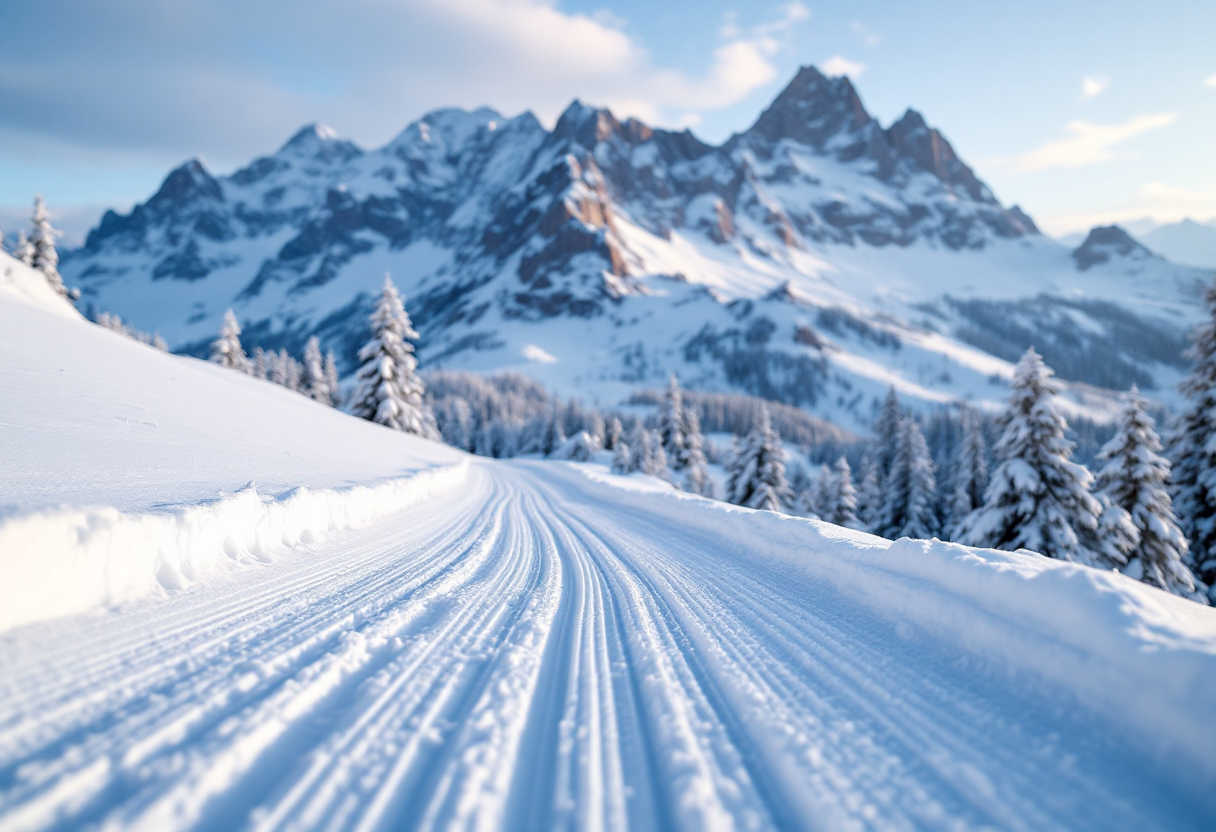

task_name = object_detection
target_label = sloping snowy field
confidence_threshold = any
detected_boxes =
[2,253,1216,831]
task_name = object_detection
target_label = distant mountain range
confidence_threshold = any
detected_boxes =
[1059,218,1216,269]
[60,65,1213,430]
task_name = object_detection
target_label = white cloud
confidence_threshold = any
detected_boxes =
[821,55,866,79]
[849,20,881,47]
[1206,73,1216,88]
[1081,75,1109,99]
[0,0,806,169]
[991,113,1177,174]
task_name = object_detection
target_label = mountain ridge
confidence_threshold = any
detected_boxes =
[62,65,1210,430]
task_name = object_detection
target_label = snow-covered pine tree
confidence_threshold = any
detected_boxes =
[612,439,634,474]
[605,417,623,452]
[881,417,938,539]
[627,424,651,473]
[644,431,670,479]
[803,464,833,519]
[210,309,252,373]
[302,337,331,404]
[787,462,813,504]
[586,411,606,450]
[282,349,302,391]
[725,404,789,512]
[251,347,269,379]
[872,387,903,486]
[957,348,1109,564]
[681,409,712,497]
[323,351,340,407]
[948,409,989,538]
[1098,387,1206,601]
[855,452,883,532]
[825,456,861,528]
[29,196,74,299]
[540,407,567,456]
[349,275,439,438]
[14,230,34,267]
[657,374,687,470]
[1169,278,1216,600]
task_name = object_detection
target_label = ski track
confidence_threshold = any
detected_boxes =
[0,460,1209,832]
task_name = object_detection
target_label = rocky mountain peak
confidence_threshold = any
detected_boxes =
[552,100,624,147]
[740,64,873,150]
[1072,225,1156,270]
[146,160,223,213]
[884,108,990,202]
[277,123,362,163]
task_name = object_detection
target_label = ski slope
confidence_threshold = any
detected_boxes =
[3,252,1216,830]
[3,461,1216,831]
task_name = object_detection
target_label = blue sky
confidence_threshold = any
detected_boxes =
[1,0,1213,243]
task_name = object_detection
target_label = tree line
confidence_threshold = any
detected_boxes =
[194,271,1216,606]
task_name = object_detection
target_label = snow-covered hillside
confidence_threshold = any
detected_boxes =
[4,245,1216,830]
[0,250,464,628]
[59,66,1213,430]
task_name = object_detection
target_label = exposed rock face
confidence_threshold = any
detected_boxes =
[1072,225,1157,271]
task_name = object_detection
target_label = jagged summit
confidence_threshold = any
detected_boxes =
[277,123,362,163]
[738,65,874,149]
[1072,225,1157,271]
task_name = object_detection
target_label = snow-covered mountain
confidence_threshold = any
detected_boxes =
[62,66,1212,429]
[1140,219,1216,269]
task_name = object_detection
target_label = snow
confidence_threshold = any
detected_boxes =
[2,262,1216,830]
[0,252,82,320]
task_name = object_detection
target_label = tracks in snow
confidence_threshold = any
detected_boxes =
[0,461,1205,831]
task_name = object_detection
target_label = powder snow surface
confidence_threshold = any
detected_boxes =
[2,255,1216,831]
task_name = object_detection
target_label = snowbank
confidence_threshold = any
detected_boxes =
[0,251,83,320]
[0,460,468,632]
[570,462,1216,789]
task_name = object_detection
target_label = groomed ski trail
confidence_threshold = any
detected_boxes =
[0,461,1209,832]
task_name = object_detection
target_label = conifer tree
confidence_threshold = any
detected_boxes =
[349,275,439,438]
[949,409,989,537]
[825,456,861,529]
[872,387,903,486]
[626,423,650,473]
[271,348,302,391]
[1099,387,1206,601]
[251,346,269,379]
[957,348,1109,564]
[804,463,833,519]
[586,411,606,450]
[605,417,623,452]
[210,309,252,373]
[644,431,670,479]
[612,439,635,474]
[302,336,331,404]
[540,406,567,456]
[1169,279,1216,600]
[881,417,938,539]
[681,409,712,496]
[855,452,883,532]
[657,374,687,469]
[725,404,789,511]
[14,230,35,267]
[29,197,75,298]
[323,351,341,406]
[436,398,475,451]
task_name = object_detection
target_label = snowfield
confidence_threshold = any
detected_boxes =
[3,253,1216,831]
